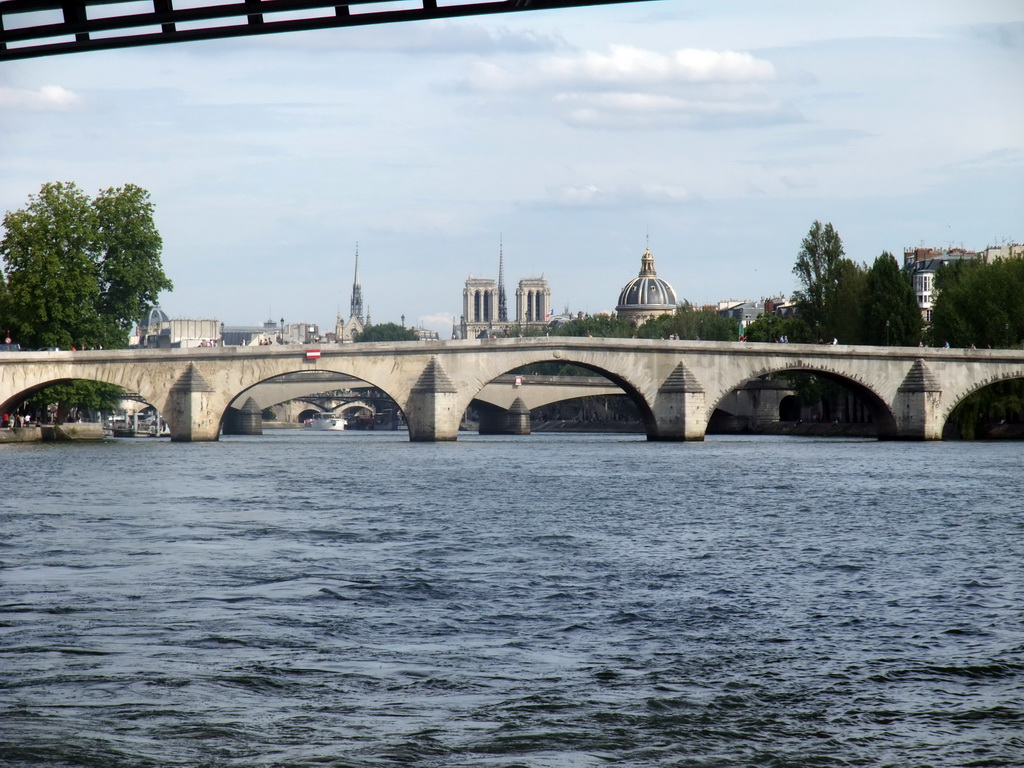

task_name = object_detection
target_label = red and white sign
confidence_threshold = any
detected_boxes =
[305,349,321,360]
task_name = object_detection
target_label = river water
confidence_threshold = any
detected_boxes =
[1,432,1021,767]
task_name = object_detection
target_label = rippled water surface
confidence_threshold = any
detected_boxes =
[1,432,1022,767]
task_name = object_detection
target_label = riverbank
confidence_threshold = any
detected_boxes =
[0,423,106,442]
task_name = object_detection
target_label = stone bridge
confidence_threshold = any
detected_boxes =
[1,337,1022,441]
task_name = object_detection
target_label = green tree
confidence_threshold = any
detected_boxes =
[637,302,739,341]
[930,257,1024,348]
[790,219,847,339]
[93,184,171,346]
[1,182,169,418]
[550,314,634,338]
[354,322,419,342]
[0,181,172,350]
[829,258,868,345]
[863,252,921,346]
[0,182,102,349]
[25,381,124,423]
[948,379,1024,438]
[742,313,812,343]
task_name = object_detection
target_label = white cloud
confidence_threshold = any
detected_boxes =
[0,84,82,111]
[540,46,776,86]
[461,45,788,129]
[538,182,695,209]
[418,312,455,333]
[557,90,796,128]
[466,45,776,91]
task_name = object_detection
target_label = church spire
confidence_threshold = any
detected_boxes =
[350,244,364,324]
[497,234,508,322]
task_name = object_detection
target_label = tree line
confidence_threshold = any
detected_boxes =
[743,221,922,346]
[744,220,1023,350]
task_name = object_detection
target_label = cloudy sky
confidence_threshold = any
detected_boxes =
[2,0,1021,336]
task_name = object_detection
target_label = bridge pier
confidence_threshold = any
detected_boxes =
[477,398,531,435]
[891,359,944,440]
[506,397,531,435]
[647,363,707,441]
[222,397,263,436]
[165,363,222,442]
[404,358,462,442]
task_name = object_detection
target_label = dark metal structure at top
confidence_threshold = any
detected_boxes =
[0,0,652,61]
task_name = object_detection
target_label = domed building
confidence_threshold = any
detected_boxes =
[616,247,678,325]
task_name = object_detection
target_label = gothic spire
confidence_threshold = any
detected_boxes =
[350,244,364,324]
[497,234,508,322]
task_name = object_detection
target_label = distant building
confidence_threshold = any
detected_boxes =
[413,327,439,341]
[135,307,220,348]
[717,300,761,326]
[516,278,552,326]
[461,276,501,339]
[283,323,320,344]
[337,248,367,343]
[458,241,551,338]
[222,320,281,346]
[903,247,982,324]
[765,296,799,318]
[981,242,1024,263]
[902,243,1022,324]
[615,246,678,325]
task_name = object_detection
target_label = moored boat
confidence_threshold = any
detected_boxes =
[303,413,345,431]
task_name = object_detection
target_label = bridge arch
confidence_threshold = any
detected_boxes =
[709,362,899,439]
[294,400,378,420]
[225,367,400,435]
[461,351,656,436]
[940,368,1024,438]
[0,373,161,425]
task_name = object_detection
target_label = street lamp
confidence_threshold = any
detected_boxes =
[279,317,284,344]
[886,319,891,346]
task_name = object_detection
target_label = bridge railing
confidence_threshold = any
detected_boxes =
[0,0,652,61]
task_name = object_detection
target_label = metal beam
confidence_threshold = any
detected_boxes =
[0,0,656,61]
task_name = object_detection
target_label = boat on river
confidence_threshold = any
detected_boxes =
[107,413,168,437]
[303,413,345,431]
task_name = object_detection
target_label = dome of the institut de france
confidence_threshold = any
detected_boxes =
[615,247,679,324]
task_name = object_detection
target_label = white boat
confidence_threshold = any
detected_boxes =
[303,413,345,431]
[107,412,168,437]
